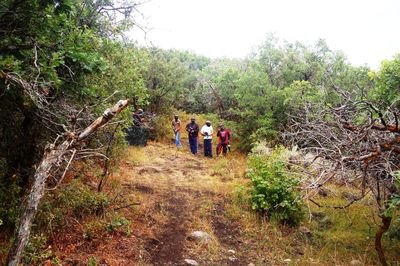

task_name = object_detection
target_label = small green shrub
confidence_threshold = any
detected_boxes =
[22,233,52,264]
[106,216,131,235]
[246,145,304,226]
[87,256,98,266]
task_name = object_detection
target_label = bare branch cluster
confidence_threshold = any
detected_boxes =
[283,92,400,211]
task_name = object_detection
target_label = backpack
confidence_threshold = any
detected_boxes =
[219,130,228,144]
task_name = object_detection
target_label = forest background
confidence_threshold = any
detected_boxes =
[0,0,399,265]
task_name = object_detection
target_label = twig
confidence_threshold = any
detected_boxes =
[47,149,77,191]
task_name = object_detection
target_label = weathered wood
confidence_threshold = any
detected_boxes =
[7,141,69,266]
[77,100,130,141]
[7,99,130,266]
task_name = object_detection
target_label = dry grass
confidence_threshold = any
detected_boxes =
[226,182,400,265]
[44,141,400,265]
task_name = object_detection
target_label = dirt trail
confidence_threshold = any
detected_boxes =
[115,142,247,265]
[37,141,400,265]
[51,142,248,265]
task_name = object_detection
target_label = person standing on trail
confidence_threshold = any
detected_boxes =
[172,115,182,148]
[186,118,199,155]
[216,124,230,156]
[201,120,214,158]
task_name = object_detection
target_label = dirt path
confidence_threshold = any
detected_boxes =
[117,142,248,265]
[52,142,248,265]
[51,142,400,266]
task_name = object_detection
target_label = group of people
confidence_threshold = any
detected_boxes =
[172,115,230,157]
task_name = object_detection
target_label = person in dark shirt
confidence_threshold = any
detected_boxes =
[185,117,199,155]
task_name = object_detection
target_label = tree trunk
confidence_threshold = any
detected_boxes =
[7,141,69,266]
[6,99,130,266]
[375,215,392,266]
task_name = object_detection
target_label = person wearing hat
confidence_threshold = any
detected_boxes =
[200,120,214,158]
[172,115,182,148]
[185,117,199,155]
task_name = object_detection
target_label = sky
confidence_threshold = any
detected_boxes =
[129,0,400,69]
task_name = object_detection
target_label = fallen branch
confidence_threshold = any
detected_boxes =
[308,191,368,209]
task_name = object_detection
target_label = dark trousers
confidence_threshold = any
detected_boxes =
[189,136,198,155]
[217,143,228,156]
[204,139,212,157]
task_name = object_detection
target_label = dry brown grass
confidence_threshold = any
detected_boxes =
[46,141,400,265]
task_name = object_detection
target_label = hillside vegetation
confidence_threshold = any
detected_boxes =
[0,0,399,265]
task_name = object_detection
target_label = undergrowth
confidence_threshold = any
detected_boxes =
[246,145,305,226]
[18,156,136,264]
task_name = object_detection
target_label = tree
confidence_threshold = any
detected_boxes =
[142,48,188,112]
[284,71,399,265]
[0,0,147,263]
[5,96,130,266]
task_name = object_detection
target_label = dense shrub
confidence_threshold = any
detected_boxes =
[246,145,304,226]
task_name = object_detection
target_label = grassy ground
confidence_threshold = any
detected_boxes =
[66,142,400,265]
[2,141,399,265]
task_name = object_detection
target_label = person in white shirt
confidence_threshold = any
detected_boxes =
[200,120,213,158]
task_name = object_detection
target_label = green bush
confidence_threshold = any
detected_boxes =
[106,216,131,235]
[22,233,52,265]
[246,145,304,226]
[37,180,108,229]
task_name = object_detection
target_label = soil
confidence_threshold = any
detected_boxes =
[49,142,247,265]
[148,196,188,266]
[211,201,248,266]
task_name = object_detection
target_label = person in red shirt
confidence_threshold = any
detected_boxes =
[216,124,230,156]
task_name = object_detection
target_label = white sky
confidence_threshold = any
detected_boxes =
[130,0,400,69]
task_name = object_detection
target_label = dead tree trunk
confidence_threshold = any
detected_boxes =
[375,215,392,266]
[7,99,130,266]
[6,141,70,266]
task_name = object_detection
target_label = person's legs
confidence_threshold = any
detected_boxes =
[216,143,221,156]
[175,131,182,147]
[189,137,195,154]
[222,144,228,155]
[204,139,212,158]
[193,137,198,155]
